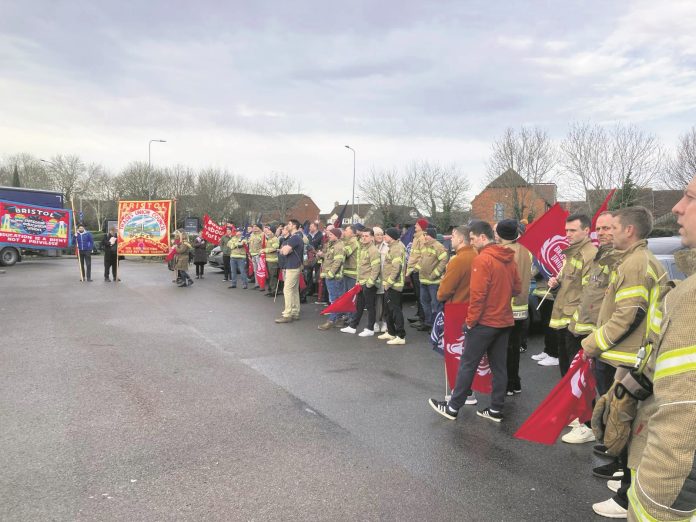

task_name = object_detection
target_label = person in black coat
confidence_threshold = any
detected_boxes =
[193,235,208,279]
[101,227,119,282]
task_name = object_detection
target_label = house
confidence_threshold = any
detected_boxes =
[322,202,423,227]
[323,202,373,226]
[229,193,320,225]
[471,169,557,224]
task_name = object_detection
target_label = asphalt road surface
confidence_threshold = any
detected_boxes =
[2,258,612,521]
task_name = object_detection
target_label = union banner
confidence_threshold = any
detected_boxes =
[0,198,72,249]
[117,200,172,256]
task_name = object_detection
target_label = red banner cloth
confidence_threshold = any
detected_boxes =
[201,214,235,246]
[514,355,596,445]
[591,189,617,230]
[443,302,493,394]
[256,236,267,290]
[518,203,569,276]
[320,284,362,315]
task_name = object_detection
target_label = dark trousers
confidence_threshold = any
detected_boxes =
[450,324,511,412]
[104,254,117,280]
[420,283,442,327]
[266,262,279,294]
[411,272,425,321]
[195,262,205,276]
[351,285,377,330]
[539,298,558,357]
[559,329,585,377]
[385,288,405,338]
[222,255,231,280]
[594,359,617,396]
[614,447,630,509]
[507,319,525,391]
[79,251,91,280]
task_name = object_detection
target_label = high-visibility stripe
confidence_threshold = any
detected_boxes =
[549,317,571,329]
[370,258,380,265]
[512,303,528,312]
[599,351,638,365]
[654,345,696,381]
[595,327,611,351]
[628,475,693,522]
[615,286,649,303]
[646,286,662,336]
[610,271,618,284]
[437,252,448,260]
[569,258,583,269]
[582,274,590,286]
[420,278,442,285]
[647,264,659,282]
[571,311,595,333]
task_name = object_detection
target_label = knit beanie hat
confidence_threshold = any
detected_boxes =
[386,228,400,240]
[426,226,437,239]
[496,219,520,241]
[354,223,366,232]
[372,226,384,236]
[416,218,429,231]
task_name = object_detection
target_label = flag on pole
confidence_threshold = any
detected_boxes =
[256,235,267,290]
[514,355,596,445]
[333,201,349,228]
[518,203,569,276]
[320,284,362,315]
[591,188,617,230]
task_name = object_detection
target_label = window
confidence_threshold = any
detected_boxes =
[494,202,505,221]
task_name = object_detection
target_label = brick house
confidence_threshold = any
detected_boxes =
[229,193,320,225]
[471,169,557,224]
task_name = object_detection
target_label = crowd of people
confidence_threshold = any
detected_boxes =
[164,174,696,521]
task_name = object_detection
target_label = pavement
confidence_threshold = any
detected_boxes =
[1,258,613,521]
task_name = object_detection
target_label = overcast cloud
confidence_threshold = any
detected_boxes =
[2,1,696,211]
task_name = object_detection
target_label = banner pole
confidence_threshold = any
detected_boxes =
[274,269,282,303]
[70,198,84,282]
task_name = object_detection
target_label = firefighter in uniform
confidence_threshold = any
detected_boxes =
[341,228,382,336]
[227,230,249,289]
[531,265,560,366]
[248,223,264,289]
[582,206,666,518]
[262,225,280,297]
[406,219,429,327]
[317,227,346,330]
[414,227,448,333]
[381,228,407,345]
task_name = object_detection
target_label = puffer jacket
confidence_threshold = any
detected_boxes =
[416,238,448,285]
[569,245,621,335]
[550,237,597,330]
[582,240,666,368]
[356,243,381,287]
[383,240,406,291]
[627,251,696,522]
[320,239,345,279]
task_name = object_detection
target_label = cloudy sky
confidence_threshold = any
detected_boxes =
[2,1,696,211]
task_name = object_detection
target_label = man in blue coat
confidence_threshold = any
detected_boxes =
[74,224,94,281]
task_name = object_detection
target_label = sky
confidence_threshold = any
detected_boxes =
[2,1,696,212]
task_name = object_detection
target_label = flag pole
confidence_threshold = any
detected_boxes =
[70,198,84,282]
[274,269,282,303]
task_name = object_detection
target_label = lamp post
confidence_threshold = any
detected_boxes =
[345,145,356,224]
[356,195,360,223]
[148,139,167,200]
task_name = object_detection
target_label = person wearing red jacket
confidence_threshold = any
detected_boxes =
[429,220,521,423]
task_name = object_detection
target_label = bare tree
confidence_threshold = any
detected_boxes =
[84,165,117,230]
[358,167,405,226]
[43,154,87,205]
[435,163,471,230]
[193,168,248,222]
[1,153,53,190]
[663,127,696,190]
[485,126,557,220]
[160,164,196,199]
[113,161,168,200]
[256,172,304,222]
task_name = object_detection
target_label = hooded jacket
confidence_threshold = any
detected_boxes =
[467,243,522,328]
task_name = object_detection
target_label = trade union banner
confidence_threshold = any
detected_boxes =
[519,203,569,276]
[0,198,72,249]
[117,200,172,256]
[201,214,228,245]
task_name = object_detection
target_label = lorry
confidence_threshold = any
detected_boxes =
[0,186,65,266]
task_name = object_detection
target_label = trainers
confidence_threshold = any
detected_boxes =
[476,408,503,423]
[340,326,357,334]
[378,332,395,340]
[593,444,609,457]
[562,425,596,444]
[274,316,293,324]
[607,480,621,493]
[592,498,627,519]
[538,356,559,366]
[428,399,458,420]
[386,336,405,345]
[373,323,380,332]
[380,322,388,332]
[317,320,334,331]
[358,329,374,337]
[593,461,624,480]
[506,391,514,396]
[465,396,478,406]
[531,352,548,361]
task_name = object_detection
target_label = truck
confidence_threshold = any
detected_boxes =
[0,186,65,266]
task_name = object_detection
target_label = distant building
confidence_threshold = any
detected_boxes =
[321,202,422,227]
[229,193,320,225]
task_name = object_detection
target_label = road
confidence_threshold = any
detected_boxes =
[1,258,611,521]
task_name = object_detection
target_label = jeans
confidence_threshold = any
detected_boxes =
[351,285,377,330]
[385,288,405,338]
[507,319,525,391]
[222,255,231,280]
[343,276,356,321]
[419,283,442,326]
[229,257,248,287]
[282,268,301,318]
[326,278,345,322]
[449,324,511,412]
[79,250,92,280]
[411,272,425,321]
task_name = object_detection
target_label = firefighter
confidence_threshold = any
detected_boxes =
[317,228,346,330]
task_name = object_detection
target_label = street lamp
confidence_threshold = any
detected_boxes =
[345,145,356,223]
[148,139,167,200]
[356,195,360,223]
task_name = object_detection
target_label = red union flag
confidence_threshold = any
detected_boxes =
[443,302,492,394]
[201,214,228,245]
[321,284,362,315]
[256,236,267,289]
[514,355,596,445]
[519,203,569,276]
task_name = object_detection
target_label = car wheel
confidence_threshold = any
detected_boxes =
[0,247,20,266]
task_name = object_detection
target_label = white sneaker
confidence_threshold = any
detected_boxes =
[607,480,621,493]
[340,326,357,334]
[373,323,380,332]
[358,329,374,337]
[568,418,580,428]
[381,322,388,332]
[377,332,395,340]
[538,356,559,366]
[465,396,478,406]
[531,352,548,361]
[561,425,596,444]
[592,498,627,518]
[386,336,405,345]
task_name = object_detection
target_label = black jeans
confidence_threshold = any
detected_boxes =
[449,324,511,412]
[104,254,117,280]
[79,251,91,280]
[559,329,585,377]
[411,272,425,321]
[539,298,558,357]
[222,255,231,280]
[351,285,377,330]
[507,319,525,391]
[385,288,405,338]
[195,262,205,276]
[594,359,617,396]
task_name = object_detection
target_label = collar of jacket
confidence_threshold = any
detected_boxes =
[562,236,592,257]
[615,239,648,260]
[596,244,620,266]
[456,244,475,255]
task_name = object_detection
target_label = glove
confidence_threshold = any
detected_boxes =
[592,381,640,457]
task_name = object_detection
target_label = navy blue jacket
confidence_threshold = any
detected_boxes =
[74,231,94,252]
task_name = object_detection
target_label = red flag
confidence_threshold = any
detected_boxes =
[320,284,362,315]
[514,356,596,445]
[443,302,492,394]
[591,189,617,230]
[519,203,569,276]
[256,236,267,290]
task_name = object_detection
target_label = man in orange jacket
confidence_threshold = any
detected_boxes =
[429,220,521,423]
[437,225,477,304]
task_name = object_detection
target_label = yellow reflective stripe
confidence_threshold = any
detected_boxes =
[647,264,658,282]
[599,351,638,365]
[571,312,595,333]
[420,278,441,284]
[334,255,345,261]
[646,285,662,336]
[549,317,571,328]
[582,274,590,286]
[654,345,696,381]
[595,327,610,351]
[370,258,380,265]
[615,286,649,303]
[437,252,447,260]
[511,303,528,312]
[610,271,618,284]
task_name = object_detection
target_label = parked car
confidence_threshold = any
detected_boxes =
[208,246,223,270]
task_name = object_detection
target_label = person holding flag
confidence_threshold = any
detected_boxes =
[262,224,280,297]
[380,227,408,345]
[429,220,520,423]
[317,227,346,330]
[248,223,264,289]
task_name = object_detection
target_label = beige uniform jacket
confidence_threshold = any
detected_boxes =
[550,237,597,330]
